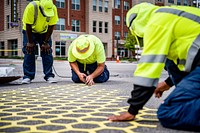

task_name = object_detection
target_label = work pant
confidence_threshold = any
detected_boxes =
[22,30,55,80]
[71,61,110,83]
[157,59,200,131]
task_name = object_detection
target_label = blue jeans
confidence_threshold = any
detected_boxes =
[22,30,55,80]
[157,59,200,131]
[71,62,110,83]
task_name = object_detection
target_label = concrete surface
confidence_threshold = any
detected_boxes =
[0,58,196,133]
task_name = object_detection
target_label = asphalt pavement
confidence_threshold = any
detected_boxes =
[0,58,196,133]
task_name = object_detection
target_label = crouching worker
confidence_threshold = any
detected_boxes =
[68,35,110,86]
[107,3,200,132]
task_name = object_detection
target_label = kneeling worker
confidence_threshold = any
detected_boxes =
[68,35,110,86]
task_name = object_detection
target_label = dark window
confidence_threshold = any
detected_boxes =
[55,41,66,57]
[99,21,102,33]
[104,22,108,33]
[93,21,96,32]
[72,0,80,10]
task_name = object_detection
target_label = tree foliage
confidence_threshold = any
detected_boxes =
[124,31,143,52]
[124,31,137,52]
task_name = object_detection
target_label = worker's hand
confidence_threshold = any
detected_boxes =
[41,43,50,54]
[107,112,135,121]
[85,75,95,86]
[78,73,87,83]
[26,42,35,54]
[154,81,170,98]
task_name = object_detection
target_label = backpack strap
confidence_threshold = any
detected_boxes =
[30,1,38,26]
[30,1,51,25]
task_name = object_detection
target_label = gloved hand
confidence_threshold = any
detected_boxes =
[26,42,35,54]
[41,43,50,54]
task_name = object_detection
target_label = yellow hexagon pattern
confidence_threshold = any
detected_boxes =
[0,84,158,133]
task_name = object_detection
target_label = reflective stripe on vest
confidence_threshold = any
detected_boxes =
[156,8,200,24]
[128,13,137,28]
[135,54,166,87]
[133,76,159,87]
[30,1,50,26]
[156,8,200,72]
[139,54,166,63]
[30,1,38,26]
[185,34,200,71]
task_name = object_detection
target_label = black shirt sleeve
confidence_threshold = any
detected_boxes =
[164,77,174,87]
[127,84,155,115]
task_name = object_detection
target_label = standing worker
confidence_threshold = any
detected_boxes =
[21,0,58,84]
[68,34,110,86]
[107,3,200,131]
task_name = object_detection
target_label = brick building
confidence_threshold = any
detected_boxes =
[0,0,197,59]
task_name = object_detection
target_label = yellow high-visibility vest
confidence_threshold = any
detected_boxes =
[126,3,200,87]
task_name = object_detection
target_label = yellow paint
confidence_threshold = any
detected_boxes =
[0,84,157,132]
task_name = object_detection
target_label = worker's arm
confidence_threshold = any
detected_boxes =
[41,25,55,54]
[69,61,87,83]
[85,62,105,86]
[128,85,155,115]
[107,85,155,121]
[44,25,54,42]
[26,24,35,54]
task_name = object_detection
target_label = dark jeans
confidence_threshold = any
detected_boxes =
[22,30,54,80]
[71,61,109,83]
[157,59,200,131]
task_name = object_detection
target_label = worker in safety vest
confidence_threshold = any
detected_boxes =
[68,35,110,86]
[107,3,200,131]
[22,0,58,84]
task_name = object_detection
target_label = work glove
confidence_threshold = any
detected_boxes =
[41,43,50,54]
[26,42,35,54]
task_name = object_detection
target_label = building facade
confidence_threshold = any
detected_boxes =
[0,0,198,60]
[0,0,131,60]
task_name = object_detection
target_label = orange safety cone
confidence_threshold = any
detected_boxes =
[116,55,120,63]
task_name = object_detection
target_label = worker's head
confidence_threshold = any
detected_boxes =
[39,0,54,17]
[72,35,95,59]
[126,2,158,38]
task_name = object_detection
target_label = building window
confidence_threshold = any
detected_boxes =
[0,42,5,56]
[124,32,128,39]
[72,19,80,32]
[168,0,174,3]
[7,15,10,29]
[72,0,80,10]
[11,40,17,56]
[7,0,9,5]
[55,41,66,57]
[56,0,65,8]
[115,15,120,25]
[177,0,181,5]
[104,22,108,33]
[99,0,102,12]
[104,1,108,12]
[115,32,120,40]
[124,1,129,10]
[93,0,97,11]
[183,0,188,5]
[99,21,102,33]
[93,21,96,32]
[114,0,120,9]
[56,18,65,30]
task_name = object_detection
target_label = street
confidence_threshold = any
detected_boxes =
[0,59,196,133]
